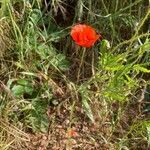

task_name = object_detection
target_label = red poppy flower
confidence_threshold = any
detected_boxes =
[71,24,101,48]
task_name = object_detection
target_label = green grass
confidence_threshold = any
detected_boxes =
[0,0,150,149]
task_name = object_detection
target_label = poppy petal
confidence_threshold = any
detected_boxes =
[71,24,101,48]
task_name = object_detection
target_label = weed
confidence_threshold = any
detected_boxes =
[0,0,150,149]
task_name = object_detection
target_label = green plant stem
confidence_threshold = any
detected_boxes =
[77,47,86,83]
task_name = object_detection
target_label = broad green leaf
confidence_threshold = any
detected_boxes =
[11,85,25,96]
[24,86,33,95]
[17,79,30,86]
[10,79,33,97]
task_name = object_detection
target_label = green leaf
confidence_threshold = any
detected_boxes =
[24,86,33,95]
[48,30,68,42]
[11,85,25,96]
[100,39,111,55]
[37,44,56,59]
[104,90,126,101]
[10,79,33,97]
[24,98,50,133]
[147,125,150,145]
[50,54,69,71]
[79,86,95,123]
[29,112,49,133]
[99,52,126,71]
[134,64,150,73]
[82,97,95,123]
[30,9,42,25]
[7,79,16,89]
[17,79,30,86]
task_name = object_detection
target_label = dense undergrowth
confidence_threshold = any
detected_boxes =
[0,0,150,149]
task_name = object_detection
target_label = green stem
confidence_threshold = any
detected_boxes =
[77,47,86,83]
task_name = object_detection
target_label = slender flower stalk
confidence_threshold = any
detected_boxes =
[77,47,86,83]
[70,24,101,82]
